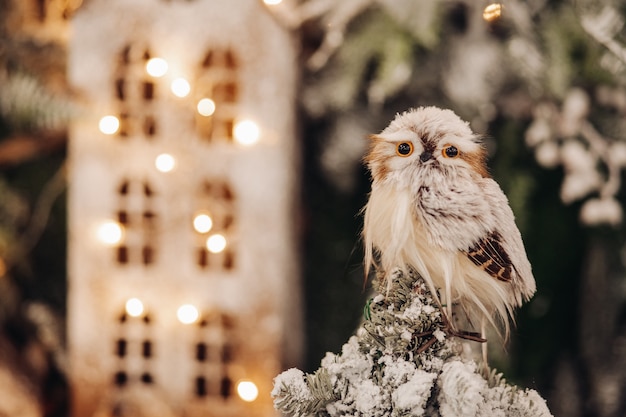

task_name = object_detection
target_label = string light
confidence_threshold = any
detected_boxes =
[171,77,191,97]
[197,98,216,116]
[99,115,120,135]
[155,153,176,172]
[234,120,260,146]
[483,3,503,22]
[193,213,213,233]
[177,304,199,324]
[146,57,168,77]
[125,298,144,317]
[237,380,259,402]
[264,0,282,4]
[206,234,227,253]
[97,220,124,245]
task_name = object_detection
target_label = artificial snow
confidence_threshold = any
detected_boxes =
[272,368,312,402]
[272,269,553,417]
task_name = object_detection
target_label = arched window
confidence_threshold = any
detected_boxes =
[115,179,158,266]
[193,312,238,399]
[193,179,236,271]
[194,49,239,142]
[114,44,158,139]
[113,306,155,388]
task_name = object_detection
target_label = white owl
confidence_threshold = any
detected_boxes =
[362,106,536,339]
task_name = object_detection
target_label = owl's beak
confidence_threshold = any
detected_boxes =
[419,151,433,163]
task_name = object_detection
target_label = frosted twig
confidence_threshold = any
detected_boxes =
[581,7,626,64]
[13,161,67,264]
[580,121,621,198]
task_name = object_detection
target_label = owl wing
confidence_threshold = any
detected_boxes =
[462,178,536,301]
[464,231,514,282]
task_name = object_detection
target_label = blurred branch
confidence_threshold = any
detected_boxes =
[20,160,66,252]
[0,130,67,168]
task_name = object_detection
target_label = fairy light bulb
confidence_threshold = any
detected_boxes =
[234,120,260,146]
[193,213,213,233]
[237,380,259,402]
[171,77,191,97]
[177,304,199,324]
[206,234,227,253]
[483,3,503,22]
[146,57,168,77]
[97,220,124,245]
[125,298,144,317]
[197,98,216,116]
[155,153,176,172]
[99,115,120,135]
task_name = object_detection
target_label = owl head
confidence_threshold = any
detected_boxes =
[365,107,489,183]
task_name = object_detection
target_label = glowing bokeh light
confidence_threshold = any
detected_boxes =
[171,77,191,97]
[264,0,282,4]
[146,57,168,77]
[237,380,259,402]
[197,98,216,116]
[206,234,227,253]
[97,220,124,245]
[125,298,144,317]
[233,120,260,146]
[483,3,503,22]
[193,213,213,233]
[155,153,176,172]
[177,304,199,324]
[99,115,120,135]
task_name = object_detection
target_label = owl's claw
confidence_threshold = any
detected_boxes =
[440,309,487,343]
[448,329,487,343]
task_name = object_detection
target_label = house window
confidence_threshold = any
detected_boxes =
[194,180,236,271]
[33,0,73,22]
[193,313,237,399]
[115,179,158,266]
[113,309,155,387]
[194,49,239,142]
[114,44,158,139]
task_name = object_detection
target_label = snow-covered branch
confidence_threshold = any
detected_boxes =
[272,269,552,416]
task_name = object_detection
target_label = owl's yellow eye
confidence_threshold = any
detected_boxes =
[443,145,459,158]
[396,142,414,157]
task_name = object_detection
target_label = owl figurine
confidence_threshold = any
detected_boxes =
[362,106,536,339]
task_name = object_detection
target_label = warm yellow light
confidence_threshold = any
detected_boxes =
[234,120,260,146]
[193,213,213,233]
[146,57,168,77]
[197,98,216,116]
[177,304,199,324]
[483,3,503,22]
[206,234,227,253]
[99,115,120,135]
[237,380,259,402]
[97,220,124,245]
[125,298,144,317]
[171,77,191,97]
[264,0,283,4]
[155,153,176,172]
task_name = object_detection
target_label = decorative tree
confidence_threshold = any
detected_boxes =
[273,268,552,416]
[269,1,626,414]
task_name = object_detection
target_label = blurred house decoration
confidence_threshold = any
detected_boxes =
[66,0,302,416]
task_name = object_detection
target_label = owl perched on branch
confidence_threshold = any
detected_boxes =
[362,107,536,339]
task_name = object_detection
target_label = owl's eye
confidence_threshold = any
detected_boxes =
[396,142,414,157]
[443,145,459,158]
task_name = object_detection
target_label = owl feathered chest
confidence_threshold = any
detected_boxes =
[371,165,495,254]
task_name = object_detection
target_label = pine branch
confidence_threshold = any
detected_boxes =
[0,72,73,133]
[273,268,552,416]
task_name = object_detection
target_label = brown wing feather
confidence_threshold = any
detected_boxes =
[464,231,514,282]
